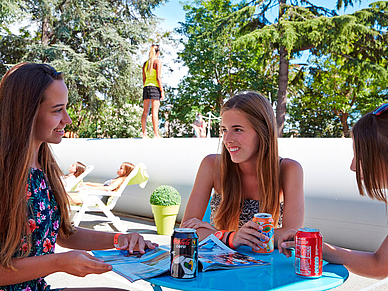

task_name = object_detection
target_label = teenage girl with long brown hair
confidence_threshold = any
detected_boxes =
[182,92,304,251]
[141,44,164,138]
[279,103,388,279]
[0,63,157,290]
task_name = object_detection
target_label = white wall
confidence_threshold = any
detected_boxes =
[52,138,388,252]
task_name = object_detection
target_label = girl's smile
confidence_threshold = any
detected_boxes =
[34,80,72,148]
[221,109,259,165]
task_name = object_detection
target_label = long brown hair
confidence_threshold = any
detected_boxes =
[74,161,87,178]
[0,63,75,270]
[352,106,388,203]
[213,92,280,231]
[147,44,160,72]
[120,162,135,178]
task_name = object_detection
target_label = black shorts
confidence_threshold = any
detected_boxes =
[143,86,161,100]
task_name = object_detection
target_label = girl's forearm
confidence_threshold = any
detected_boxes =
[57,227,115,250]
[323,243,387,279]
[0,253,61,285]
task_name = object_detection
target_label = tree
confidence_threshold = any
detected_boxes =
[288,51,387,137]
[0,0,165,137]
[224,0,388,136]
[172,0,279,137]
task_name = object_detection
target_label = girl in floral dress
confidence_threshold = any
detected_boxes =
[0,63,157,290]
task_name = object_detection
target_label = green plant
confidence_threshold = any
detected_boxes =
[150,185,181,206]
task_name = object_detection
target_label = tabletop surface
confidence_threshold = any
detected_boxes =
[146,246,349,291]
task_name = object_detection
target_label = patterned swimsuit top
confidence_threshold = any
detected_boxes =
[1,168,61,291]
[210,193,284,228]
[210,158,284,229]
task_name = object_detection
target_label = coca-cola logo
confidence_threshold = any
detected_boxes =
[174,238,191,245]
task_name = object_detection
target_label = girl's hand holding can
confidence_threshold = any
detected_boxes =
[232,220,267,250]
[278,229,297,258]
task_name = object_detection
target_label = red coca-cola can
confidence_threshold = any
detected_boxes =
[295,227,323,278]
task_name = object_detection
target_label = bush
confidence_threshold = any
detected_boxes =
[150,185,181,206]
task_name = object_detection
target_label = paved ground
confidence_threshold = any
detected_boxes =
[46,212,388,290]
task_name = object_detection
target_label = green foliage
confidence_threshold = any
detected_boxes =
[0,0,167,137]
[150,185,181,206]
[287,52,387,137]
[172,0,279,136]
[66,102,155,138]
[225,0,388,136]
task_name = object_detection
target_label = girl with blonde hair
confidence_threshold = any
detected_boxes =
[0,63,156,290]
[182,92,304,251]
[141,44,164,138]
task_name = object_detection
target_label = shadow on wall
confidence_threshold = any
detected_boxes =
[52,138,387,252]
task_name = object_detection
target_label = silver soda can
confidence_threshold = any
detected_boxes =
[170,228,198,279]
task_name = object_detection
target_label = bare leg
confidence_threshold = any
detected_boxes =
[141,99,151,138]
[67,192,82,205]
[193,126,199,138]
[151,99,161,138]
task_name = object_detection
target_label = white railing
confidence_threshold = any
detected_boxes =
[206,111,221,138]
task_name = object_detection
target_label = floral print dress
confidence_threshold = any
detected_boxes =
[1,168,62,291]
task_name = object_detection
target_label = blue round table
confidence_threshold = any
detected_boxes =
[146,246,349,291]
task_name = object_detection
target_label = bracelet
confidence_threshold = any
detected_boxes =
[228,231,236,249]
[114,233,123,250]
[225,231,233,247]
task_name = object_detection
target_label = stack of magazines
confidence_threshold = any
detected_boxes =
[92,234,270,283]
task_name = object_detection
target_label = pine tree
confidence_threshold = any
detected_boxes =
[218,0,388,135]
[0,0,165,136]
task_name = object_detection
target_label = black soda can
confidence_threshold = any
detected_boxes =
[170,228,198,279]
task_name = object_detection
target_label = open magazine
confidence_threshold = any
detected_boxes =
[198,234,270,271]
[92,247,170,283]
[92,234,270,282]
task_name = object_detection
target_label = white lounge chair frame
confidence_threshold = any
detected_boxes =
[71,163,149,232]
[64,165,95,192]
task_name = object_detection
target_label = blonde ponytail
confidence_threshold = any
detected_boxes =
[147,44,160,72]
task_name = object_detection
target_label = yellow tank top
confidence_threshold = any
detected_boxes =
[144,60,159,88]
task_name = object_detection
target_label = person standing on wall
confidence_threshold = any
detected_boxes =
[193,113,207,138]
[141,44,164,139]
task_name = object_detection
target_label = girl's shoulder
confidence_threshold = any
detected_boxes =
[279,157,303,173]
[153,58,161,68]
[202,154,219,166]
[201,154,221,177]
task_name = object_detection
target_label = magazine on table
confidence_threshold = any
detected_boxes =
[92,234,270,282]
[92,247,170,283]
[198,234,270,271]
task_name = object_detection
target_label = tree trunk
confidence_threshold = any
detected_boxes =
[340,112,350,138]
[276,0,288,137]
[276,46,289,137]
[42,17,49,45]
[41,17,50,63]
[217,92,223,137]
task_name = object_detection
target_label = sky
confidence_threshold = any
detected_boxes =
[152,0,377,87]
[154,0,376,31]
